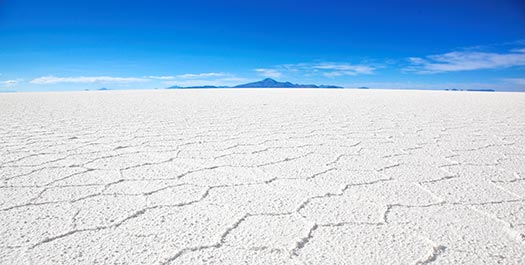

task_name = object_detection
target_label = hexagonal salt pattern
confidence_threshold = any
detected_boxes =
[1,89,524,264]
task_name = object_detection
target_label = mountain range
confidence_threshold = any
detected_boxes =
[167,78,342,89]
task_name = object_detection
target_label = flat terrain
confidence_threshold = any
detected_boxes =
[1,89,524,264]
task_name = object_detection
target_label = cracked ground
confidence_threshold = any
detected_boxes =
[1,89,524,264]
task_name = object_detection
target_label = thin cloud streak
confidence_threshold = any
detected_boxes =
[257,62,377,78]
[343,81,523,92]
[1,79,21,87]
[502,78,525,85]
[312,63,376,76]
[164,77,251,87]
[30,76,149,84]
[255,68,283,78]
[176,72,228,79]
[146,75,176,80]
[29,73,236,86]
[406,49,525,73]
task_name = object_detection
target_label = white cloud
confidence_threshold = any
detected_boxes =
[323,72,343,78]
[502,78,525,85]
[30,76,149,84]
[256,62,376,78]
[511,48,525,53]
[406,49,525,73]
[342,81,522,91]
[164,77,250,87]
[255,68,283,78]
[146,75,176,80]
[176,72,228,79]
[1,79,20,87]
[162,72,245,87]
[312,63,375,75]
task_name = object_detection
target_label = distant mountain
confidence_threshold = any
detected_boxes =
[445,88,495,92]
[166,78,342,89]
[234,78,342,88]
[98,87,109,91]
[318,85,344,88]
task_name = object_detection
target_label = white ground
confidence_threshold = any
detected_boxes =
[1,89,524,264]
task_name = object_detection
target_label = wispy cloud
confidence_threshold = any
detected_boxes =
[406,49,525,73]
[311,63,376,76]
[30,76,149,84]
[511,48,525,53]
[157,72,245,87]
[256,62,377,79]
[255,68,283,78]
[1,79,21,87]
[160,72,246,87]
[175,72,228,79]
[343,81,522,92]
[164,77,250,87]
[502,78,525,85]
[145,75,176,80]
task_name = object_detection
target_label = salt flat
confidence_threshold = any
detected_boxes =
[1,89,524,264]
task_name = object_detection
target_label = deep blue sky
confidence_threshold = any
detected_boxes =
[1,0,524,91]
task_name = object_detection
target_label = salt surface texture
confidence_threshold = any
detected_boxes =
[1,89,524,264]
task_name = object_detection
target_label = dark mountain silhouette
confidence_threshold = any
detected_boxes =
[166,78,342,89]
[445,88,495,92]
[234,78,342,88]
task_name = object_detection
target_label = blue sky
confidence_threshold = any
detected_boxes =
[1,0,525,91]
